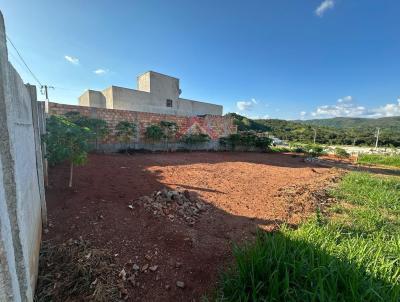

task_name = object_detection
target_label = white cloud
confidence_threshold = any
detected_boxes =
[236,98,258,111]
[300,111,307,119]
[93,68,108,75]
[311,96,400,118]
[315,0,335,17]
[337,95,352,103]
[64,55,79,65]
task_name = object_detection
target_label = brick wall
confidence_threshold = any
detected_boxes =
[48,102,237,149]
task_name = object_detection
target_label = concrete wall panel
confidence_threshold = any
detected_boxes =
[0,10,43,302]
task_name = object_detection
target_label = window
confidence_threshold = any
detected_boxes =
[166,99,173,107]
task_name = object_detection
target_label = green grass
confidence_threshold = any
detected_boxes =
[358,154,400,168]
[215,172,400,301]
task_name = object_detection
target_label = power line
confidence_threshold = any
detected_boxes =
[6,34,42,87]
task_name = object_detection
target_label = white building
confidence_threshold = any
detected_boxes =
[79,71,223,116]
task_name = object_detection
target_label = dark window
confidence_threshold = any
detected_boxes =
[166,99,173,107]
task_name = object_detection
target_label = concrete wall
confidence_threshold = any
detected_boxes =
[79,71,223,116]
[0,10,44,302]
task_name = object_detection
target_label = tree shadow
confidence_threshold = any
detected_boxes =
[42,152,398,301]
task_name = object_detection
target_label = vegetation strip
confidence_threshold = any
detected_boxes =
[215,172,400,301]
[358,154,400,168]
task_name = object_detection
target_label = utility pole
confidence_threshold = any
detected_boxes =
[312,128,317,144]
[375,127,380,149]
[41,85,54,113]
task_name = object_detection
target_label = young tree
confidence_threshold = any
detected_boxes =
[115,121,137,152]
[160,121,178,151]
[64,112,109,150]
[45,115,91,188]
[145,124,164,151]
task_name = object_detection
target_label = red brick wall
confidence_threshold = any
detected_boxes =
[48,102,237,145]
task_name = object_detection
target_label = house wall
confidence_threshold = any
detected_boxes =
[0,10,44,301]
[79,71,223,116]
[48,102,236,151]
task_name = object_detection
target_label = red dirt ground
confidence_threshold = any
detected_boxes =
[44,152,338,301]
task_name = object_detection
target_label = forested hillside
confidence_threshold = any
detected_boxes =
[227,113,400,147]
[298,116,400,130]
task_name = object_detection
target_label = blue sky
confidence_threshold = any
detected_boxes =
[2,0,400,119]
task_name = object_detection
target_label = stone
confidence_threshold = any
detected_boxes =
[141,263,149,272]
[132,264,140,271]
[149,265,158,272]
[176,281,185,288]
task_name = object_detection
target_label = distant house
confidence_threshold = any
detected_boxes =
[271,137,288,146]
[79,71,223,116]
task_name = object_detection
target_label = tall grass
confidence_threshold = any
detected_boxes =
[216,172,400,301]
[358,154,400,168]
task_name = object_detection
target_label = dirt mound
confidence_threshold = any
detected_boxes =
[136,188,208,225]
[276,171,343,224]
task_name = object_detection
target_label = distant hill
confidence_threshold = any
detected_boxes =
[226,113,400,147]
[297,116,400,130]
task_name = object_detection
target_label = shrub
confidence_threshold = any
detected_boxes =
[180,133,210,147]
[334,147,350,158]
[254,136,273,150]
[304,144,325,157]
[145,125,164,151]
[160,121,179,150]
[115,121,137,150]
[219,132,272,151]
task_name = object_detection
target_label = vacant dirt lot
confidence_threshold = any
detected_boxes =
[44,152,338,301]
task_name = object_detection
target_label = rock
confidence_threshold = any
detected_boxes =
[149,265,158,272]
[132,264,140,271]
[128,205,134,210]
[141,264,149,272]
[127,276,135,285]
[118,269,127,281]
[165,284,171,290]
[176,281,185,288]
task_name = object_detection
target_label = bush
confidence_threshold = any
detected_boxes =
[334,147,350,158]
[219,132,272,151]
[180,133,210,148]
[115,121,137,150]
[304,144,325,157]
[145,124,163,143]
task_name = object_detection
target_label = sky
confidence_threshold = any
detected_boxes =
[2,0,400,120]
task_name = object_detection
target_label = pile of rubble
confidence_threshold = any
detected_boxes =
[137,188,207,225]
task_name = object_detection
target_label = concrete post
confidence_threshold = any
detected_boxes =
[26,84,47,226]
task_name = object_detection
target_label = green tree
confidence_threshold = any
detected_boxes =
[115,121,137,151]
[45,115,91,188]
[63,112,109,150]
